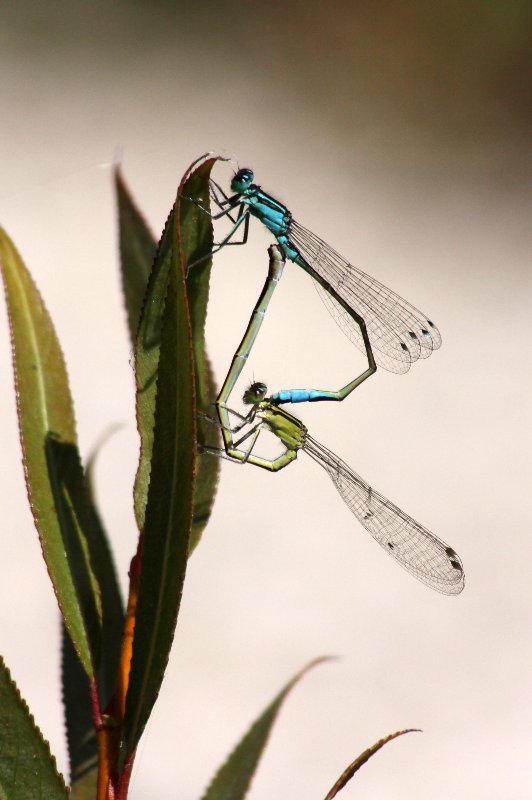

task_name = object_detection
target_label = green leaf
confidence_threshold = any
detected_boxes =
[132,193,174,532]
[130,156,220,551]
[61,626,97,799]
[201,658,330,800]
[322,729,420,800]
[189,348,220,553]
[0,228,102,677]
[62,430,125,797]
[82,429,125,705]
[115,166,157,349]
[180,159,221,552]
[0,655,68,799]
[45,436,103,661]
[123,158,211,756]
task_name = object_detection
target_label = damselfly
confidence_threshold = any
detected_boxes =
[204,382,464,595]
[201,167,441,390]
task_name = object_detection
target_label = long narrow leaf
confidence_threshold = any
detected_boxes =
[0,228,102,677]
[122,158,213,755]
[115,167,157,348]
[63,431,125,796]
[83,430,125,705]
[62,625,98,799]
[179,158,221,552]
[130,156,220,550]
[0,655,68,798]
[131,194,173,531]
[201,658,330,800]
[323,728,420,800]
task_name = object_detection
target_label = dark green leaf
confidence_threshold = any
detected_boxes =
[0,228,102,677]
[201,658,330,800]
[62,429,125,796]
[115,166,157,349]
[132,194,174,531]
[189,349,220,553]
[323,728,420,800]
[0,655,68,798]
[114,161,165,556]
[45,436,103,664]
[123,157,213,756]
[83,428,125,706]
[180,159,221,552]
[61,625,97,799]
[130,156,220,551]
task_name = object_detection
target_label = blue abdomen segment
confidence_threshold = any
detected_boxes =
[272,389,339,404]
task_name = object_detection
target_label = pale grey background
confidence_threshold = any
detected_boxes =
[0,3,531,797]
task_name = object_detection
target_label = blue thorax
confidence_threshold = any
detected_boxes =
[233,186,299,262]
[240,185,291,238]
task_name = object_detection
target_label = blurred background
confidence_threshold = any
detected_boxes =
[0,2,531,797]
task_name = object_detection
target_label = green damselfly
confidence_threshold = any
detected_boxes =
[204,245,463,594]
[204,382,464,595]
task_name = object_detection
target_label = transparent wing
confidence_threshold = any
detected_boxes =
[304,435,464,594]
[290,220,441,373]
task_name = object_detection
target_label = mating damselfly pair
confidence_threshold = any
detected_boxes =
[190,159,464,595]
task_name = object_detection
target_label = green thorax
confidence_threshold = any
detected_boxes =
[256,401,307,451]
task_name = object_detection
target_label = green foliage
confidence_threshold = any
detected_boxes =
[0,656,68,798]
[201,657,416,800]
[122,159,211,756]
[201,659,330,800]
[122,159,220,553]
[322,728,419,800]
[0,227,102,678]
[115,168,157,348]
[62,626,98,798]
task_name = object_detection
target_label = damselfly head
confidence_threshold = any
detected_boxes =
[243,381,267,405]
[231,168,254,192]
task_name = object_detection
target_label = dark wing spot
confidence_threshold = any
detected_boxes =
[445,547,462,571]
